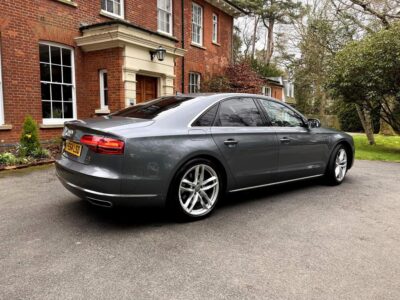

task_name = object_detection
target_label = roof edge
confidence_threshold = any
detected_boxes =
[79,20,179,43]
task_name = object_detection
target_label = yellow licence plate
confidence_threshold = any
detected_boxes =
[65,140,82,157]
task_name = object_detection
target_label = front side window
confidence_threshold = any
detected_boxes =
[99,70,108,109]
[214,98,264,127]
[192,3,203,45]
[259,99,304,127]
[158,0,172,35]
[189,72,201,93]
[39,43,75,123]
[101,0,123,18]
[212,14,218,43]
[0,46,4,125]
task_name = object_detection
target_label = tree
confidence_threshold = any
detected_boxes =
[333,0,400,31]
[19,116,42,156]
[234,17,261,59]
[290,2,355,117]
[250,58,283,78]
[232,25,243,62]
[202,60,265,94]
[235,0,304,64]
[327,23,400,141]
[332,0,400,135]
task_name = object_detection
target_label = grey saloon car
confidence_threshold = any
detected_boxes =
[56,94,354,220]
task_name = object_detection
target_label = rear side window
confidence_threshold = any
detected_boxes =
[112,96,193,119]
[192,105,218,126]
[214,98,264,127]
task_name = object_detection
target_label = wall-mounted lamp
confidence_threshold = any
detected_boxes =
[150,46,167,62]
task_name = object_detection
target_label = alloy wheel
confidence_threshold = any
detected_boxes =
[178,164,219,216]
[335,149,347,182]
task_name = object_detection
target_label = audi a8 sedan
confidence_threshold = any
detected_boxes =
[56,94,354,220]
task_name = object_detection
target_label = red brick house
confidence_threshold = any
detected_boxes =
[261,77,284,101]
[261,77,296,106]
[0,0,242,144]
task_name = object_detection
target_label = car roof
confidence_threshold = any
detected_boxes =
[151,93,306,128]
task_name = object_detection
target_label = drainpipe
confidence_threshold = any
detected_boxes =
[181,0,185,93]
[231,18,234,64]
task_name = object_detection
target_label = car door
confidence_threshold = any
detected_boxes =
[211,97,279,189]
[257,99,329,181]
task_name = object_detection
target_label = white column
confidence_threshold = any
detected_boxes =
[123,68,137,107]
[162,75,175,96]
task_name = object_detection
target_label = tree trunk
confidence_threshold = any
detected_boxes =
[262,27,268,61]
[251,16,259,59]
[265,18,275,65]
[379,118,396,136]
[379,97,398,135]
[355,103,375,145]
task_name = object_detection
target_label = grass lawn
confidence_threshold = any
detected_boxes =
[352,134,400,162]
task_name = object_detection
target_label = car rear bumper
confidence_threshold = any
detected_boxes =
[55,158,163,207]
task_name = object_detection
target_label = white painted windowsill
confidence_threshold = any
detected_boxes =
[40,118,71,128]
[40,124,65,129]
[100,10,124,20]
[95,108,111,114]
[191,43,206,50]
[0,124,12,130]
[53,0,77,7]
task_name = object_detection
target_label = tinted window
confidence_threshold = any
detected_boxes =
[192,104,218,126]
[259,100,304,127]
[112,96,193,119]
[214,98,264,127]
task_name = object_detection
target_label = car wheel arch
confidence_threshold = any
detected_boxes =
[165,153,229,200]
[329,140,354,170]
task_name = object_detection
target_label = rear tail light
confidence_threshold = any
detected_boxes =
[80,135,125,155]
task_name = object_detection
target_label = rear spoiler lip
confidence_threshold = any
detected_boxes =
[62,121,126,142]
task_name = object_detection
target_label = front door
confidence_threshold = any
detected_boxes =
[257,99,329,180]
[136,75,157,103]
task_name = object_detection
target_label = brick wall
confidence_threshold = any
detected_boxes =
[174,0,233,93]
[81,48,125,117]
[0,0,234,144]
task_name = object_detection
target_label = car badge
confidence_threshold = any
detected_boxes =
[64,128,74,138]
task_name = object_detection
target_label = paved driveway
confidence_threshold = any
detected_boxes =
[0,160,399,299]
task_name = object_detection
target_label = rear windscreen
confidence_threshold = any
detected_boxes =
[112,96,194,119]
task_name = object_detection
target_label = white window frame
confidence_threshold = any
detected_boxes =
[157,0,173,35]
[189,72,201,93]
[99,69,108,109]
[262,86,272,97]
[101,0,124,19]
[212,13,218,43]
[39,42,77,125]
[192,3,203,46]
[0,46,4,125]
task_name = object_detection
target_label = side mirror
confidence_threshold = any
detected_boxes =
[307,118,321,128]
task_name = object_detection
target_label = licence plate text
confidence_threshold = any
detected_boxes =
[65,140,82,157]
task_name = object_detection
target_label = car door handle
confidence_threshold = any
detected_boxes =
[280,137,291,144]
[224,139,238,147]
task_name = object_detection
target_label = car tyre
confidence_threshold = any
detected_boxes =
[325,144,349,186]
[168,158,223,221]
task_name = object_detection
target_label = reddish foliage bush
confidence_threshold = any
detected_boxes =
[202,61,265,94]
